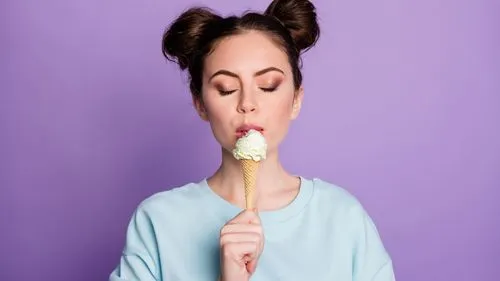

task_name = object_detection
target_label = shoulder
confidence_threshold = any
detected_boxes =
[309,177,363,211]
[132,180,208,219]
[307,177,377,230]
[308,177,392,257]
[308,179,394,277]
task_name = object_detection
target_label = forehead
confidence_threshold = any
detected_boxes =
[204,31,290,75]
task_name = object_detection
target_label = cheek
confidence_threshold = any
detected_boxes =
[263,96,294,135]
[267,94,294,119]
[205,99,233,121]
[272,104,292,122]
[202,96,236,135]
[202,93,225,118]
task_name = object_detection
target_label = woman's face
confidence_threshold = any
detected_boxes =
[195,30,303,157]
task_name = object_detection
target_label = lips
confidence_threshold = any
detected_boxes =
[236,124,264,137]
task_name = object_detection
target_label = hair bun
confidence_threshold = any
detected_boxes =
[162,7,222,70]
[264,0,320,52]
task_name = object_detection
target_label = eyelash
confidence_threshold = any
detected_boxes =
[260,87,277,92]
[219,90,237,96]
[218,87,278,96]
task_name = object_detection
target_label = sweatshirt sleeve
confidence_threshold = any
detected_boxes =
[109,205,160,281]
[349,204,396,281]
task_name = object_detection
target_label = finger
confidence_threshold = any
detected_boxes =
[221,242,259,260]
[246,259,258,274]
[220,224,262,236]
[227,209,256,223]
[229,209,261,225]
[220,232,261,246]
[247,210,261,225]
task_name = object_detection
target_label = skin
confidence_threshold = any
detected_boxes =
[194,30,305,280]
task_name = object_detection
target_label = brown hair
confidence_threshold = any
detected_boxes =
[162,0,320,100]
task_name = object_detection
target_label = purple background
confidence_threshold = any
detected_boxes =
[1,0,499,280]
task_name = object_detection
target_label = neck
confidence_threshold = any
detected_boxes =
[207,147,298,210]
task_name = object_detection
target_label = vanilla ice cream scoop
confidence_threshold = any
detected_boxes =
[232,129,267,161]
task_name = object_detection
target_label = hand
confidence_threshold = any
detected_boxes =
[219,209,264,281]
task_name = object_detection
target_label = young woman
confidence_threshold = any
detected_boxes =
[109,0,395,280]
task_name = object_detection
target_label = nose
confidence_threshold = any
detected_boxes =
[236,91,257,114]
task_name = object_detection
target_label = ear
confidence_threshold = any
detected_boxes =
[193,96,209,121]
[290,87,304,120]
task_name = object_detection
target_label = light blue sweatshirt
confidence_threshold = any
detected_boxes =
[109,177,395,280]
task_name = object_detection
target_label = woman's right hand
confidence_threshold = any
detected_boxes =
[219,209,264,281]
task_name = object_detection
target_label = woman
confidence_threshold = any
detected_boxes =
[109,0,395,280]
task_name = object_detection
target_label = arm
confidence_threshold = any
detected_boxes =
[109,206,160,281]
[371,260,395,281]
[349,204,396,281]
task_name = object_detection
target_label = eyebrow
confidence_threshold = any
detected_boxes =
[208,67,284,82]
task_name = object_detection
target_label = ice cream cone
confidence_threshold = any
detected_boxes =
[232,129,266,210]
[241,159,259,209]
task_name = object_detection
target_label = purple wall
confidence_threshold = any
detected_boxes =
[1,0,499,280]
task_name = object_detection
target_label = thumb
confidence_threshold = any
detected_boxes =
[246,259,258,274]
[247,208,261,225]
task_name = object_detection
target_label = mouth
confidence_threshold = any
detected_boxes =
[235,124,264,137]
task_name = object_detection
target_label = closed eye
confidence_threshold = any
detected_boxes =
[219,89,237,96]
[260,87,278,93]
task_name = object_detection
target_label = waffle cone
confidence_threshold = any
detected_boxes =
[240,159,259,209]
